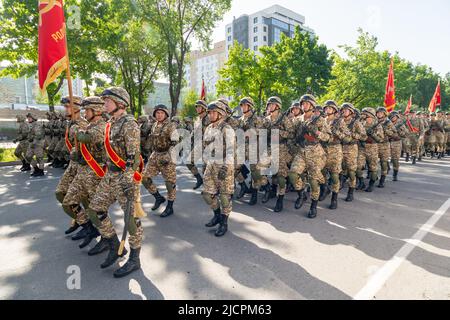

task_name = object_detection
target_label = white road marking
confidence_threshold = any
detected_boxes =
[354,198,450,300]
[26,176,61,182]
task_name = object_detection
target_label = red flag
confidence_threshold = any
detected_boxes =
[200,78,206,101]
[404,95,412,115]
[384,58,396,112]
[428,81,441,113]
[38,0,68,94]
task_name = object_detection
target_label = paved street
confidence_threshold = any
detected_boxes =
[0,158,449,300]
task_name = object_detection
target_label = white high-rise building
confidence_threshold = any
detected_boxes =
[225,4,315,56]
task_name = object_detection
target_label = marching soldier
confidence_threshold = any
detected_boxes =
[357,108,384,192]
[341,104,366,202]
[376,107,397,188]
[435,110,446,158]
[54,112,69,169]
[405,110,422,164]
[289,94,331,218]
[86,87,145,278]
[142,104,179,218]
[262,96,294,213]
[62,97,106,250]
[202,101,235,237]
[25,113,45,177]
[238,97,265,205]
[323,101,351,209]
[55,96,89,238]
[389,111,409,181]
[13,115,31,172]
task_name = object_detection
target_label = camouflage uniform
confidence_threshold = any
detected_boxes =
[47,113,60,164]
[389,111,409,180]
[25,113,45,176]
[87,87,144,278]
[434,111,446,157]
[142,105,179,218]
[376,107,397,188]
[138,115,152,162]
[357,108,384,192]
[202,101,235,237]
[289,94,331,218]
[13,115,30,169]
[54,113,69,166]
[43,112,53,157]
[405,112,423,163]
[341,104,367,199]
[445,113,450,155]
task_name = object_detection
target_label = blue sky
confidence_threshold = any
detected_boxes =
[211,0,450,76]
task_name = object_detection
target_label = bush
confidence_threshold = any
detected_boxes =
[0,148,17,162]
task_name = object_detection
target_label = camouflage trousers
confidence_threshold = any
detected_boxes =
[25,141,45,170]
[63,165,103,225]
[44,136,52,151]
[378,142,391,176]
[434,131,445,152]
[48,136,59,158]
[14,141,29,161]
[357,143,379,181]
[324,144,343,193]
[289,144,326,201]
[56,161,79,196]
[55,138,68,161]
[202,163,234,215]
[342,143,358,189]
[407,134,420,157]
[390,140,402,171]
[88,171,144,249]
[425,133,436,152]
[142,151,177,201]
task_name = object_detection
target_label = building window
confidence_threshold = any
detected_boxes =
[253,17,258,24]
[253,26,258,33]
[254,45,258,51]
[227,27,231,33]
[263,36,267,42]
[272,18,289,30]
[263,26,267,32]
[274,27,282,43]
[254,36,258,42]
[15,96,21,103]
[227,35,231,41]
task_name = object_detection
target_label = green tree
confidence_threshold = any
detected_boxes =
[138,0,232,116]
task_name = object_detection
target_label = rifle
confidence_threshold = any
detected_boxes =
[118,175,135,256]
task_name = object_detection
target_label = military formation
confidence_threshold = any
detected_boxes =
[11,88,450,278]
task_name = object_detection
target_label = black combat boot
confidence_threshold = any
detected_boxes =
[205,208,222,227]
[22,162,31,172]
[319,184,331,201]
[365,179,376,192]
[30,166,39,177]
[261,183,272,204]
[53,159,62,168]
[356,177,366,191]
[100,235,127,269]
[34,168,44,177]
[215,215,228,237]
[193,173,203,190]
[71,224,89,241]
[65,221,80,235]
[248,188,258,206]
[62,160,69,170]
[78,222,100,249]
[412,156,417,164]
[160,200,174,218]
[329,192,338,210]
[113,248,141,278]
[151,191,166,211]
[307,200,318,219]
[405,153,410,162]
[237,181,250,199]
[19,160,26,171]
[274,195,284,213]
[295,189,306,210]
[345,188,354,202]
[88,237,109,256]
[393,170,398,182]
[378,175,386,188]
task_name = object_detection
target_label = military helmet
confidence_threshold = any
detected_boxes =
[137,115,148,123]
[290,102,301,112]
[299,94,317,107]
[389,111,400,120]
[353,108,360,116]
[376,107,388,115]
[195,100,208,110]
[81,96,104,114]
[341,103,355,113]
[153,104,170,118]
[16,115,25,122]
[217,98,230,108]
[61,95,83,111]
[362,107,376,118]
[266,96,282,107]
[101,87,130,107]
[26,113,38,121]
[314,105,324,114]
[324,100,339,113]
[207,101,227,117]
[240,97,254,107]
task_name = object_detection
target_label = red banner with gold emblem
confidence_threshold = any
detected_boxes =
[428,81,441,113]
[384,59,396,113]
[38,0,68,93]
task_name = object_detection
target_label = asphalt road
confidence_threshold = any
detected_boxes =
[0,157,449,300]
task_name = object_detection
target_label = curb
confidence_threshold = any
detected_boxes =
[0,161,21,167]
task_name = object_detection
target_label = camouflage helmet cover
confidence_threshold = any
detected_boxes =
[100,87,130,107]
